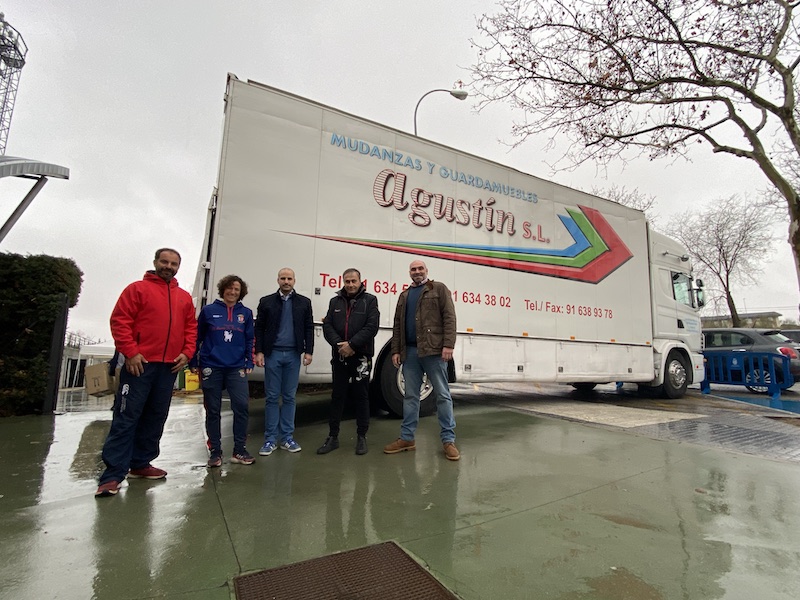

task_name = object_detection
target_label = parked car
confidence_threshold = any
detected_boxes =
[702,328,800,393]
[781,329,800,344]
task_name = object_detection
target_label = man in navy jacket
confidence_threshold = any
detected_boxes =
[254,267,314,455]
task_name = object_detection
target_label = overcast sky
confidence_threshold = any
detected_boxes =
[1,0,797,342]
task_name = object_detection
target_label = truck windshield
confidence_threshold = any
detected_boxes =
[671,272,693,307]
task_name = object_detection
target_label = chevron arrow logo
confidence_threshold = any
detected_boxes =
[294,205,633,284]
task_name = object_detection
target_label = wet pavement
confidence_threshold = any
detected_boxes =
[467,382,800,463]
[1,385,800,600]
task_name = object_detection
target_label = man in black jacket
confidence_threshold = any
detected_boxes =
[254,268,314,455]
[317,268,379,455]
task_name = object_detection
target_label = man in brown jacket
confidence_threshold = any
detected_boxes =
[383,259,459,461]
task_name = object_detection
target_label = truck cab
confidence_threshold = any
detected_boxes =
[647,228,705,397]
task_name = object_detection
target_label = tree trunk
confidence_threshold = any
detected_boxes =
[727,291,740,327]
[790,195,800,310]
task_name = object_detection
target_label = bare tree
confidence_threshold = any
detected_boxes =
[761,131,800,215]
[663,196,777,326]
[591,184,659,224]
[471,0,800,290]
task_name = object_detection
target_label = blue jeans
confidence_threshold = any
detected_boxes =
[99,363,177,484]
[264,349,301,444]
[201,367,250,455]
[400,346,456,443]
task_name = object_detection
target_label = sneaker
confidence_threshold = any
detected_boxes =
[207,453,222,468]
[280,438,302,453]
[259,441,277,456]
[230,451,255,465]
[356,435,368,455]
[383,438,416,454]
[95,480,121,497]
[443,441,460,461]
[316,436,339,455]
[128,465,167,479]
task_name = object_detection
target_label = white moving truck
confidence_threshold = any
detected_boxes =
[194,74,705,416]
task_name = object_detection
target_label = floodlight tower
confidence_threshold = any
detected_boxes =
[0,13,27,155]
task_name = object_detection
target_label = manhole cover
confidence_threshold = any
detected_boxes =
[234,541,459,599]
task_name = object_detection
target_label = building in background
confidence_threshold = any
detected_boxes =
[702,312,783,329]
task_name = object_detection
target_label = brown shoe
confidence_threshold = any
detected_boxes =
[443,442,460,461]
[383,438,416,454]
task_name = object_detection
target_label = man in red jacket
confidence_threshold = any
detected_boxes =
[95,248,198,497]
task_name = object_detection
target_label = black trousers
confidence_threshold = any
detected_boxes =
[329,356,371,437]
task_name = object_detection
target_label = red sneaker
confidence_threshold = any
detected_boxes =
[95,480,121,497]
[128,465,167,479]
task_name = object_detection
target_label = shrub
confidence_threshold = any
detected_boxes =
[0,253,82,416]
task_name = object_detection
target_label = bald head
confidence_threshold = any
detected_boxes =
[277,268,296,294]
[409,260,428,285]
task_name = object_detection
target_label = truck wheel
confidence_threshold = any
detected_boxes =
[661,351,688,399]
[378,355,436,418]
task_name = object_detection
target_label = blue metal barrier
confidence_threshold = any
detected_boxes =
[701,351,794,403]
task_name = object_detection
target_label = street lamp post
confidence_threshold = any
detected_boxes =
[413,89,468,136]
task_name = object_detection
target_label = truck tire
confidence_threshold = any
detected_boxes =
[378,354,436,418]
[661,350,688,399]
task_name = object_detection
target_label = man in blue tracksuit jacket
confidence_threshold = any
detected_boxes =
[192,275,255,467]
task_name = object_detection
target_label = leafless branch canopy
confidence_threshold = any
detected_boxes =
[591,184,657,212]
[664,195,779,321]
[471,0,800,290]
[472,0,799,165]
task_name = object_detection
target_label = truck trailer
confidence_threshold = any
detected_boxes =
[193,74,705,417]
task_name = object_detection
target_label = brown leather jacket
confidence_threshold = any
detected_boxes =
[391,280,457,360]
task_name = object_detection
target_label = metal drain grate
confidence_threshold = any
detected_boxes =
[632,414,800,462]
[234,541,459,600]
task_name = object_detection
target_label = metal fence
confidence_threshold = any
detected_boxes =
[701,351,794,402]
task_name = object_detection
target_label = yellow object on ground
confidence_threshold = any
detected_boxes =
[184,372,200,391]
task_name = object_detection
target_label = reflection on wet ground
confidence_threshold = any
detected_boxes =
[462,382,800,463]
[57,388,115,412]
[0,385,797,599]
[56,388,205,413]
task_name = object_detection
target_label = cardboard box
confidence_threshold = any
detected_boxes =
[85,362,119,396]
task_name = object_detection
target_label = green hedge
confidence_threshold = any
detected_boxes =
[0,253,83,416]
